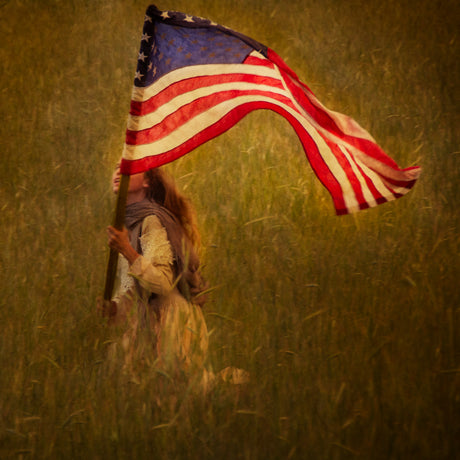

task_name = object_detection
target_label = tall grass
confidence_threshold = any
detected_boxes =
[1,0,458,458]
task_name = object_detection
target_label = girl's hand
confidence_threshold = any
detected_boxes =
[96,296,117,318]
[106,226,140,265]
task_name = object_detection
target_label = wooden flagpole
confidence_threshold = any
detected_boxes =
[103,173,130,301]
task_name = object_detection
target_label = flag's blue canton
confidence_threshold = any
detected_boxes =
[134,8,259,87]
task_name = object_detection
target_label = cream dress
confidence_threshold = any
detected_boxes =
[110,214,249,385]
[111,214,209,377]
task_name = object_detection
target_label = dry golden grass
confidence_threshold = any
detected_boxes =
[1,0,458,458]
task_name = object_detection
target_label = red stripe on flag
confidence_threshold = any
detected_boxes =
[266,49,306,88]
[126,88,295,145]
[380,171,419,188]
[243,54,275,68]
[130,73,285,117]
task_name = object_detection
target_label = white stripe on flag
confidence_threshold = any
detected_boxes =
[131,60,278,103]
[127,81,288,132]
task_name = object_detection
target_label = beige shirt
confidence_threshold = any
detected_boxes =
[112,214,174,302]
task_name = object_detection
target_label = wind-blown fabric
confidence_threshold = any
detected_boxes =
[121,5,421,215]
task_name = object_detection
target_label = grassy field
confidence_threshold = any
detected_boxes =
[1,0,459,458]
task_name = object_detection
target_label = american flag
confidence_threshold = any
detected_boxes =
[121,5,420,215]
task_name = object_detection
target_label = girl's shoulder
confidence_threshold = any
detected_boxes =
[142,214,164,232]
[140,214,173,265]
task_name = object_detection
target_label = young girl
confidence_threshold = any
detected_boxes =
[104,165,209,377]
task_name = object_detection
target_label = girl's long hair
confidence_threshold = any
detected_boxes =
[144,168,201,252]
